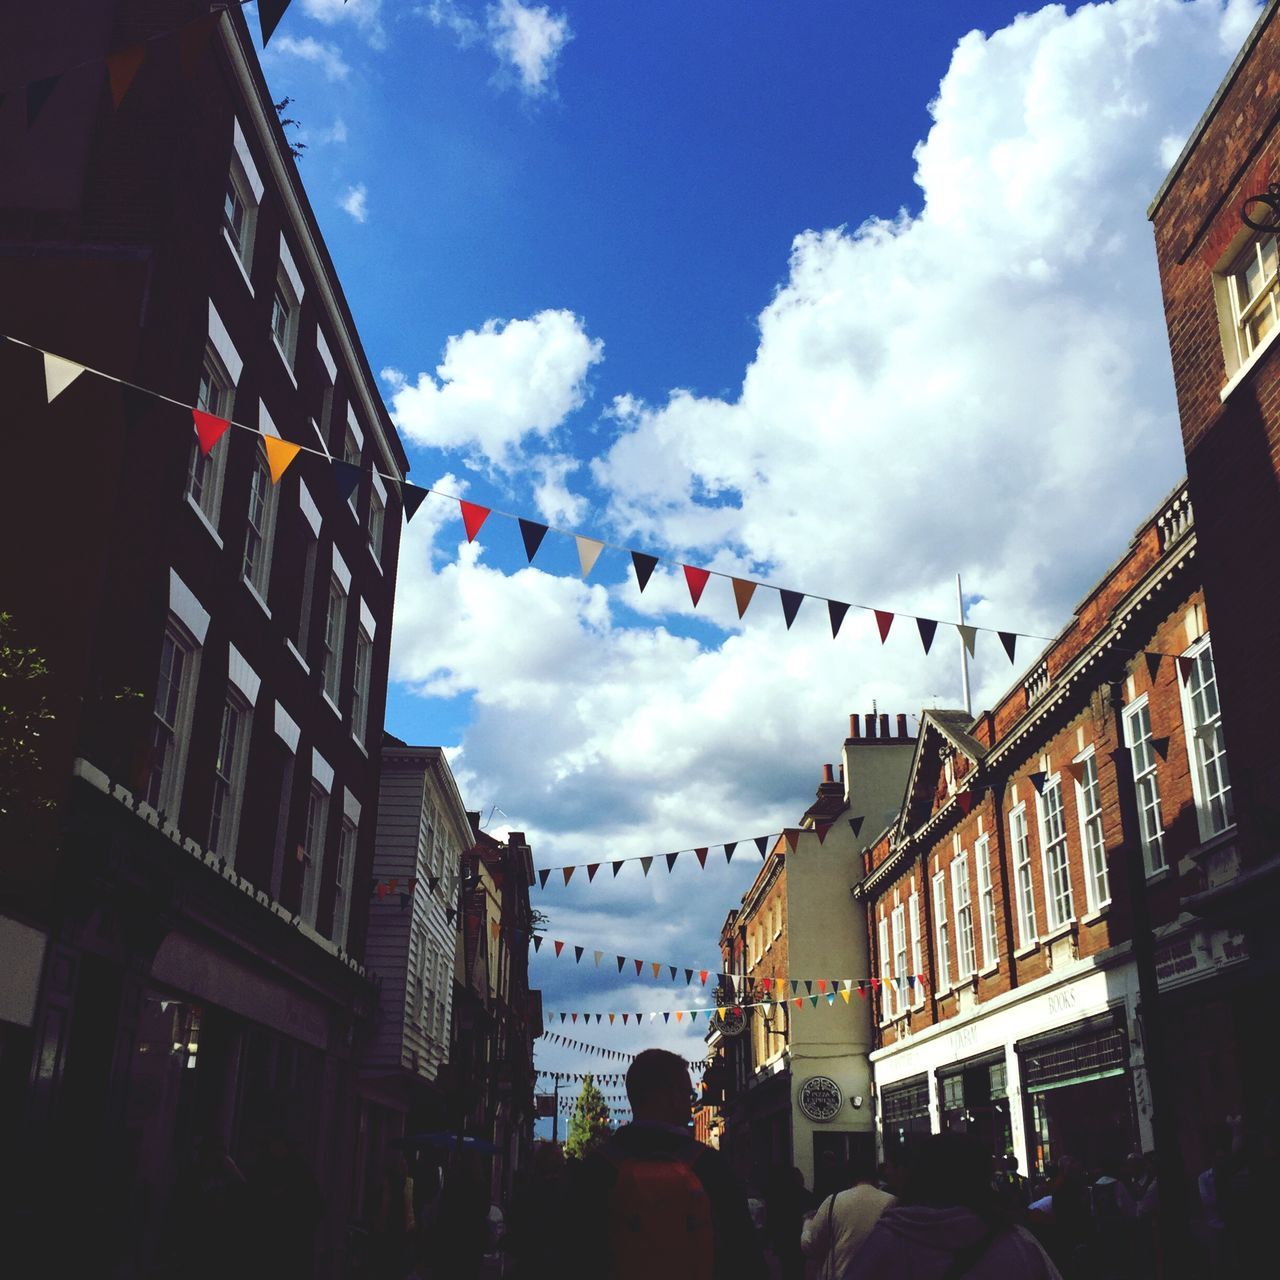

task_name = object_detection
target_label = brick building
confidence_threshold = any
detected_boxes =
[1148,0,1280,1074]
[858,485,1245,1199]
[0,3,408,1273]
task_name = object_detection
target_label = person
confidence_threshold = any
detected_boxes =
[371,1151,417,1279]
[166,1132,250,1280]
[766,1166,815,1280]
[506,1143,569,1278]
[801,1150,896,1279]
[563,1047,768,1280]
[995,1153,1030,1216]
[845,1134,1063,1279]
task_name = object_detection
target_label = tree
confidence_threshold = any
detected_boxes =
[563,1074,612,1161]
[274,96,307,161]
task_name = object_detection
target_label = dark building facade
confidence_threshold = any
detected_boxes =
[0,3,408,1274]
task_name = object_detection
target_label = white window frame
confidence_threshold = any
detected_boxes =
[1180,635,1234,840]
[877,915,892,1024]
[300,778,330,928]
[271,267,301,374]
[976,834,998,969]
[342,424,362,516]
[908,891,923,1008]
[414,928,428,1023]
[951,852,976,981]
[1225,232,1279,370]
[322,573,349,706]
[186,347,235,534]
[1123,696,1166,875]
[242,443,278,607]
[351,625,373,746]
[1010,804,1037,947]
[333,817,357,948]
[891,904,907,1020]
[144,620,202,819]
[932,870,952,992]
[1073,750,1110,914]
[208,689,251,863]
[1036,776,1075,931]
[223,119,263,283]
[368,476,386,566]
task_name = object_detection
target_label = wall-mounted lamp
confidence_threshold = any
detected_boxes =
[852,1095,865,1109]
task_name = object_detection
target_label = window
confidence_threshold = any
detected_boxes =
[223,121,261,279]
[333,818,357,948]
[908,892,923,1007]
[892,905,907,1019]
[1225,232,1279,369]
[297,526,319,657]
[144,626,198,816]
[242,447,278,602]
[1010,806,1037,946]
[186,351,233,528]
[1123,698,1166,874]
[1182,637,1234,838]
[414,929,428,1022]
[351,627,373,746]
[976,834,998,968]
[932,871,951,991]
[951,853,976,980]
[1074,753,1110,912]
[877,916,892,1023]
[271,275,297,366]
[322,575,348,704]
[342,427,361,514]
[1037,777,1074,930]
[368,483,386,563]
[300,782,329,926]
[209,693,251,861]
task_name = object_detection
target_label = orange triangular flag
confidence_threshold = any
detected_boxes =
[460,500,490,542]
[562,866,575,885]
[576,536,605,578]
[609,1013,615,1025]
[263,435,301,484]
[43,353,85,403]
[651,962,661,979]
[193,408,230,456]
[732,578,757,618]
[676,1011,684,1023]
[107,43,146,108]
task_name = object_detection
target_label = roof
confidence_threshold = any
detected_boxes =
[925,709,988,762]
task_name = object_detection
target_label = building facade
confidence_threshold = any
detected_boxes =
[0,3,408,1274]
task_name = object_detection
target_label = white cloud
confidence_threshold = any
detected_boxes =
[320,118,349,145]
[338,183,368,223]
[382,309,603,468]
[486,0,572,96]
[266,34,350,81]
[299,0,385,48]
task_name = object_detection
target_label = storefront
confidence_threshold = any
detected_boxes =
[1016,1012,1136,1177]
[879,1073,931,1159]
[937,1051,1013,1161]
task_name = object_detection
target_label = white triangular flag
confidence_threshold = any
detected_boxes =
[957,624,977,657]
[576,536,605,579]
[44,352,85,403]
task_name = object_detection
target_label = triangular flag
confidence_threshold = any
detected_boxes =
[26,75,60,129]
[192,408,229,456]
[640,857,653,877]
[666,852,679,872]
[810,995,821,1008]
[533,935,543,952]
[401,483,429,522]
[683,565,711,606]
[732,578,757,618]
[652,963,661,979]
[817,980,826,993]
[790,980,799,995]
[258,0,292,48]
[875,610,894,643]
[755,836,768,857]
[460,500,490,542]
[609,1013,615,1025]
[107,44,147,109]
[577,536,605,578]
[538,868,550,889]
[695,848,708,868]
[1064,760,1087,785]
[700,970,709,985]
[815,824,832,845]
[1177,655,1195,684]
[554,940,565,957]
[562,866,575,886]
[840,989,851,1003]
[178,12,221,78]
[490,920,500,940]
[587,863,600,882]
[617,956,626,972]
[999,631,1018,663]
[263,435,301,484]
[784,828,801,852]
[571,1012,577,1023]
[676,1011,684,1023]
[574,946,584,963]
[612,861,624,877]
[669,966,677,981]
[828,600,850,639]
[1151,736,1170,761]
[917,617,938,655]
[631,551,658,592]
[724,842,736,863]
[857,983,867,999]
[1144,651,1163,683]
[957,624,977,657]
[848,816,865,838]
[780,590,804,629]
[805,980,813,995]
[685,969,693,985]
[332,459,361,504]
[956,790,976,816]
[519,518,548,562]
[634,959,644,976]
[794,997,803,1008]
[43,353,85,403]
[1028,772,1047,796]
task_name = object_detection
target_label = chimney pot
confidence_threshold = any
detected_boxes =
[865,714,877,739]
[879,713,890,738]
[849,714,860,740]
[896,714,909,739]
[822,764,834,783]
[838,763,845,782]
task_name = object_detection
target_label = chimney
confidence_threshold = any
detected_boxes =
[865,713,877,739]
[838,763,845,783]
[879,713,890,738]
[896,713,909,739]
[849,714,860,740]
[822,763,835,784]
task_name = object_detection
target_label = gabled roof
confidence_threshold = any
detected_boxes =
[895,709,985,842]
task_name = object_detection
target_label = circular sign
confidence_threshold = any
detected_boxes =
[716,1007,746,1037]
[798,1076,843,1123]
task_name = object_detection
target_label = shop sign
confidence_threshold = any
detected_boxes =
[798,1075,843,1122]
[716,1007,746,1037]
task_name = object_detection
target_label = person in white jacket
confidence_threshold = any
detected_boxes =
[801,1153,897,1280]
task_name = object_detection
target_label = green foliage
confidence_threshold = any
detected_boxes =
[564,1073,612,1161]
[0,611,55,822]
[274,96,307,161]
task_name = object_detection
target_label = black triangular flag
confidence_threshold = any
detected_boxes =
[917,617,938,655]
[538,868,551,889]
[428,875,440,893]
[617,956,626,972]
[666,852,679,872]
[685,969,694,985]
[259,0,292,48]
[780,589,804,630]
[999,631,1017,664]
[446,906,457,925]
[828,600,850,639]
[519,518,549,563]
[401,482,429,522]
[574,946,584,963]
[533,935,543,952]
[1144,650,1163,683]
[333,459,361,505]
[669,966,677,981]
[754,835,767,857]
[724,841,737,863]
[1151,736,1171,761]
[612,861,624,877]
[631,551,658,592]
[26,75,59,128]
[848,816,864,837]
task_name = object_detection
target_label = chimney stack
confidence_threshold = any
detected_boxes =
[896,713,909,739]
[879,713,891,739]
[849,714,860,740]
[822,763,834,783]
[865,713,877,739]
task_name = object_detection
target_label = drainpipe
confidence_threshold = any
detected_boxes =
[988,777,1019,991]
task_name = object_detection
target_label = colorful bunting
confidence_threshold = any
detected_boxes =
[554,940,565,957]
[917,616,937,655]
[780,589,803,629]
[586,863,600,882]
[460,500,490,542]
[828,599,850,639]
[576,536,605,578]
[401,483,428,522]
[43,353,84,403]
[731,577,758,618]
[263,435,301,484]
[563,866,575,886]
[192,408,229,456]
[538,868,551,889]
[684,564,711,606]
[332,459,361,503]
[519,518,548,562]
[631,552,658,592]
[875,610,894,643]
[1027,771,1047,796]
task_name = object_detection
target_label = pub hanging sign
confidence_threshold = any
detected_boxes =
[798,1075,843,1123]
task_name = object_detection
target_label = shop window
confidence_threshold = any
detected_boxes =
[1123,697,1166,874]
[1180,636,1234,839]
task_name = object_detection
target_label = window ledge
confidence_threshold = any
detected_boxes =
[273,336,299,388]
[1014,940,1040,959]
[1041,920,1076,945]
[185,493,225,548]
[1145,865,1172,887]
[222,228,255,296]
[244,579,272,618]
[322,690,342,719]
[980,962,999,978]
[285,638,310,673]
[1220,323,1280,402]
[369,548,384,575]
[352,734,369,758]
[1081,904,1111,926]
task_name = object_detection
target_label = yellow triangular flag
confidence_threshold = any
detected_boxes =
[840,988,851,1003]
[44,352,85,403]
[576,536,605,578]
[263,435,301,484]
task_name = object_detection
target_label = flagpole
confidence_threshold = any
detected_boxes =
[552,1075,559,1146]
[957,573,972,716]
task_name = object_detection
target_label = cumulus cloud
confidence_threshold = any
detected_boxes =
[320,118,349,145]
[299,0,385,48]
[382,309,603,468]
[338,183,368,223]
[265,34,350,81]
[423,0,573,96]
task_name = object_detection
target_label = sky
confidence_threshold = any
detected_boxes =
[252,0,1261,1125]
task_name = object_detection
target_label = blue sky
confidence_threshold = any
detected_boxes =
[254,0,1259,1117]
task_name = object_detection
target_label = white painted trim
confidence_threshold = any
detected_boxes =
[227,644,261,706]
[298,479,321,537]
[258,400,280,440]
[207,300,244,385]
[370,469,387,504]
[169,569,210,645]
[316,328,337,383]
[343,787,362,824]
[232,117,264,202]
[222,226,256,295]
[274,702,300,753]
[185,492,225,549]
[285,638,310,674]
[346,403,365,451]
[278,232,305,303]
[332,545,352,593]
[359,598,376,640]
[311,749,334,794]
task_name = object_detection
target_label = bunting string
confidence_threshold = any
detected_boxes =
[4,333,1189,667]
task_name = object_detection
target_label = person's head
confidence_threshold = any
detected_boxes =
[1004,1153,1020,1174]
[904,1135,999,1216]
[791,1166,807,1189]
[626,1049,693,1127]
[847,1147,878,1187]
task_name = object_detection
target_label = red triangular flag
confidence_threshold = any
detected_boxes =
[684,565,711,607]
[700,970,709,985]
[956,790,976,815]
[193,408,230,456]
[459,500,490,542]
[815,824,832,844]
[1177,655,1195,684]
[554,940,565,957]
[695,848,708,868]
[562,866,575,885]
[107,44,147,109]
[634,959,643,976]
[586,863,600,882]
[784,828,801,852]
[875,610,894,643]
